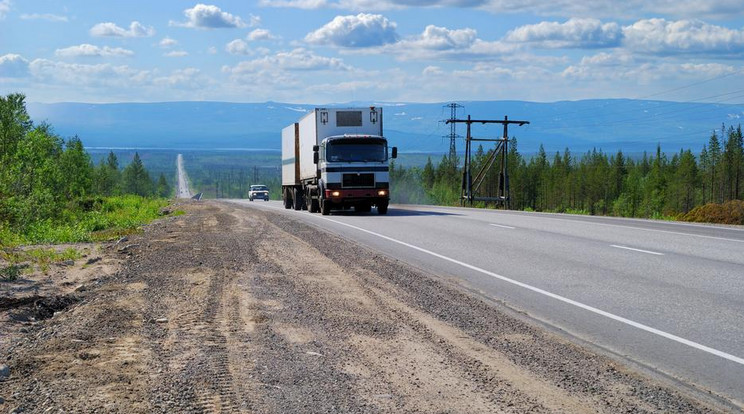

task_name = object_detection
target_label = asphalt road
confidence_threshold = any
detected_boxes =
[227,199,744,408]
[176,154,192,199]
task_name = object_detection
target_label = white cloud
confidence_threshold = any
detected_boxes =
[28,59,152,87]
[422,65,443,76]
[170,4,247,29]
[0,0,9,20]
[369,25,518,61]
[159,37,178,48]
[622,19,744,55]
[505,18,622,48]
[164,51,189,58]
[0,54,30,77]
[223,48,350,74]
[207,46,218,54]
[248,28,279,41]
[305,13,398,47]
[404,25,477,50]
[20,13,68,22]
[153,68,202,87]
[249,14,262,27]
[55,44,135,58]
[226,39,252,55]
[90,21,155,38]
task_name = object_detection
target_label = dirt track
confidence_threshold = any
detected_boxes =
[0,201,726,413]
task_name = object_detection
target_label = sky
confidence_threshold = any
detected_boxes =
[1,0,744,104]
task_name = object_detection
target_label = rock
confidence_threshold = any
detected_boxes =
[155,318,168,323]
[0,364,9,380]
[74,285,87,293]
[117,244,140,254]
[117,236,129,244]
[159,208,173,216]
[85,257,102,265]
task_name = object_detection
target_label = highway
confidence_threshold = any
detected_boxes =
[176,154,192,199]
[228,199,744,408]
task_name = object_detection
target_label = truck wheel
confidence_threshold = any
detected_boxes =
[283,190,292,209]
[311,198,320,213]
[377,201,388,215]
[321,199,331,215]
[293,189,303,210]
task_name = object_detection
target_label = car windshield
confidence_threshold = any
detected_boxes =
[251,186,268,191]
[326,140,387,163]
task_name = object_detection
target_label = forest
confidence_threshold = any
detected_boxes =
[0,93,171,244]
[391,124,744,223]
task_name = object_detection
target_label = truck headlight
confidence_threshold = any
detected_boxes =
[377,190,387,196]
[331,191,341,197]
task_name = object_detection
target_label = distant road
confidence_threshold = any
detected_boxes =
[229,200,744,408]
[176,154,192,199]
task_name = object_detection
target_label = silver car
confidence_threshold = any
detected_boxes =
[248,185,269,201]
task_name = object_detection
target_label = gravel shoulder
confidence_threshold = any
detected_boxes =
[0,200,732,413]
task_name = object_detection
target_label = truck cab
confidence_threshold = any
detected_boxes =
[317,135,395,214]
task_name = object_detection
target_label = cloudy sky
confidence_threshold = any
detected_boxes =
[1,0,743,104]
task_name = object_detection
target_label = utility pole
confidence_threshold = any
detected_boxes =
[443,103,463,164]
[446,115,529,209]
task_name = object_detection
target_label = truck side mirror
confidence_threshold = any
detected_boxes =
[313,145,319,152]
[313,150,319,164]
[391,147,398,159]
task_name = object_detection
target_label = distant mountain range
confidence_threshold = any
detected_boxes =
[27,100,744,155]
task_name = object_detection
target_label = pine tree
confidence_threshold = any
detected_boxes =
[122,152,153,196]
[156,173,171,198]
[60,136,92,199]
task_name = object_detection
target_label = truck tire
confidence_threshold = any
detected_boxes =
[321,198,330,215]
[283,190,292,209]
[293,189,303,210]
[377,201,388,215]
[311,198,320,213]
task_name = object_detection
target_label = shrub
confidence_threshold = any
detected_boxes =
[682,200,744,225]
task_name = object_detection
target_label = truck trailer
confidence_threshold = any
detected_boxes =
[281,107,397,215]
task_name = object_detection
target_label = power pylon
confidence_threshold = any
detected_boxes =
[443,103,463,162]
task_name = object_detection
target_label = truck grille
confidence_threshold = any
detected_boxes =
[342,173,374,188]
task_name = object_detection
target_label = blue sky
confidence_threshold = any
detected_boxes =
[1,1,744,104]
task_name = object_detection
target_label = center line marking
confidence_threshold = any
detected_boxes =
[490,224,516,229]
[610,245,664,256]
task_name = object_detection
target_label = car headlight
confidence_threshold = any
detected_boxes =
[377,190,387,196]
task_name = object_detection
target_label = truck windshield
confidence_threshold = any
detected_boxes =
[326,141,387,162]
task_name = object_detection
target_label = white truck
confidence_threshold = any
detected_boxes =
[281,107,397,215]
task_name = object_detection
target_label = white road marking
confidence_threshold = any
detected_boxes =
[610,245,664,256]
[490,224,516,229]
[311,215,744,367]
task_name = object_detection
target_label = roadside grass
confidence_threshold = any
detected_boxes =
[0,195,174,247]
[1,247,84,279]
[1,195,177,280]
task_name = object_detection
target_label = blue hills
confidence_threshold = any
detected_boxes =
[27,99,744,155]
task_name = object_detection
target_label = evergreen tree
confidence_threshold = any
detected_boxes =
[122,152,153,196]
[156,173,171,198]
[60,136,93,199]
[707,131,722,203]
